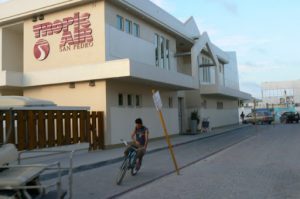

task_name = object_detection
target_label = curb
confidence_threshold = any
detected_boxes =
[41,125,251,180]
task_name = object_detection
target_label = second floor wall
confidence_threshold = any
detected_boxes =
[105,1,186,74]
[1,1,106,74]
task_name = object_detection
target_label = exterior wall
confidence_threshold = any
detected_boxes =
[177,56,192,75]
[23,81,107,111]
[105,2,177,72]
[199,96,239,128]
[106,80,179,145]
[225,52,239,90]
[185,91,239,129]
[2,26,23,72]
[23,1,105,72]
[23,81,109,144]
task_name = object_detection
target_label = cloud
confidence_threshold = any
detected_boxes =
[0,0,9,3]
[215,35,270,49]
[205,0,238,15]
[193,16,219,36]
[240,81,261,98]
[150,0,164,7]
[238,61,282,74]
[150,0,177,13]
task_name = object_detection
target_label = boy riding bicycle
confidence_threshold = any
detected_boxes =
[124,118,149,170]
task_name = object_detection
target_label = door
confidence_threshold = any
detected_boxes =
[178,97,184,133]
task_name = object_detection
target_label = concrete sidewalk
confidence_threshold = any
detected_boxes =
[18,124,250,177]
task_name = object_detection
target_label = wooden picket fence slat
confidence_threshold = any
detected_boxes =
[0,111,3,144]
[0,110,104,151]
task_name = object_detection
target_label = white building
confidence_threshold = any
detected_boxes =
[0,0,251,146]
[262,80,300,106]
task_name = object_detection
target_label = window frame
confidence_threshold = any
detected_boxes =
[116,15,124,31]
[125,19,132,34]
[133,23,140,37]
[118,93,124,106]
[127,94,133,107]
[135,95,142,107]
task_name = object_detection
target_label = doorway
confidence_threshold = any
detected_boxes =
[178,97,184,133]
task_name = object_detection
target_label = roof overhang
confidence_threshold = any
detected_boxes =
[0,59,197,90]
[200,84,252,100]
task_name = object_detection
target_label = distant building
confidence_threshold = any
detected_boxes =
[262,80,300,108]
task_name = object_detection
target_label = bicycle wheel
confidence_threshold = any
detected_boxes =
[116,158,129,185]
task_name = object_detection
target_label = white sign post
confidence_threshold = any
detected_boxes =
[152,90,180,175]
[152,91,163,111]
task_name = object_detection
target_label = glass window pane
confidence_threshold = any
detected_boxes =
[117,15,123,30]
[118,93,123,106]
[155,34,159,67]
[135,95,142,107]
[125,19,131,34]
[127,94,132,106]
[133,23,140,37]
[166,39,170,70]
[160,36,165,68]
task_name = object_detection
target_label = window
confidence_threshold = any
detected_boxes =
[125,19,132,34]
[203,67,211,83]
[136,95,141,107]
[133,23,140,37]
[127,94,133,106]
[118,93,123,106]
[155,34,170,69]
[160,36,165,68]
[217,102,223,109]
[166,39,170,70]
[155,34,159,67]
[202,57,211,83]
[117,15,123,30]
[168,97,173,108]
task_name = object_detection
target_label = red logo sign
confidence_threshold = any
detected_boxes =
[34,39,50,61]
[33,12,93,47]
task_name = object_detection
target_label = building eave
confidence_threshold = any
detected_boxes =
[200,84,252,100]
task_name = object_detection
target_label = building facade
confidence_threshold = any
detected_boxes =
[262,80,300,107]
[0,0,250,146]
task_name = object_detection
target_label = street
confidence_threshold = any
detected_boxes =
[53,125,256,198]
[119,124,300,199]
[41,124,300,199]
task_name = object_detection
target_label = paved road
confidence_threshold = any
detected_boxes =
[46,125,261,199]
[119,124,300,199]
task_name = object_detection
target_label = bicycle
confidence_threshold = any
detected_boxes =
[116,140,140,185]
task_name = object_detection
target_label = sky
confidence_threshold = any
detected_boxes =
[0,0,299,98]
[151,0,300,98]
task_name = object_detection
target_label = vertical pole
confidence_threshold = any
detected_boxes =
[254,99,257,132]
[153,90,180,175]
[272,104,275,127]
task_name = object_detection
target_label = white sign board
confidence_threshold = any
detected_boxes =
[153,91,163,111]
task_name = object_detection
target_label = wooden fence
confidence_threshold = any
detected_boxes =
[0,110,104,151]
